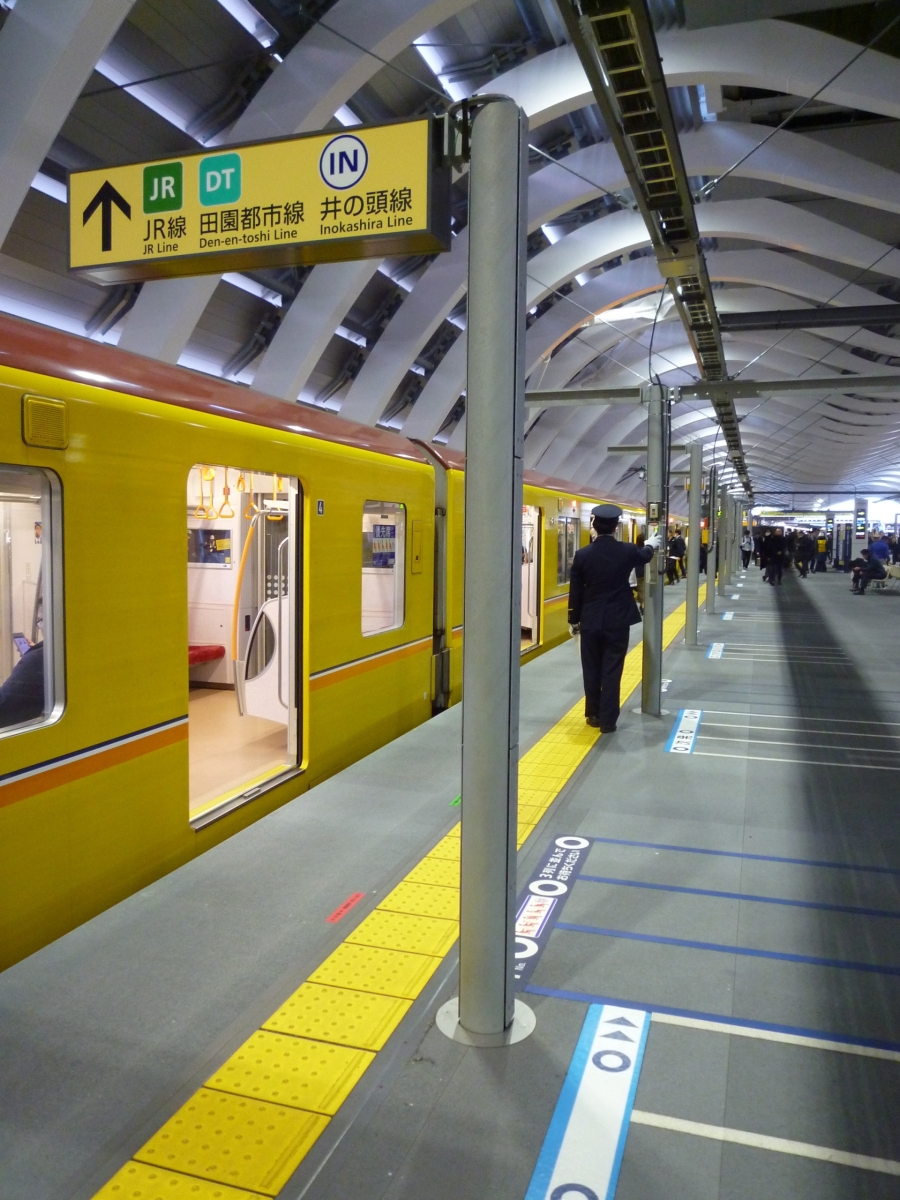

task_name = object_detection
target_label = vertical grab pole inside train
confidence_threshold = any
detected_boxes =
[707,465,718,614]
[641,384,666,716]
[684,443,702,646]
[724,484,729,597]
[437,98,535,1048]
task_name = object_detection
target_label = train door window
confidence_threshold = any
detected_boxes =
[0,465,63,737]
[187,466,300,824]
[557,516,581,584]
[362,501,406,635]
[521,505,541,650]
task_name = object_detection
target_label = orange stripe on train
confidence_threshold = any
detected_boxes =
[0,724,188,810]
[309,638,431,692]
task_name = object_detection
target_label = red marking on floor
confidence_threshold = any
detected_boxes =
[326,892,366,923]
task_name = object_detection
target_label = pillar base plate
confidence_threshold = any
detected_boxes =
[435,998,536,1046]
[631,707,670,717]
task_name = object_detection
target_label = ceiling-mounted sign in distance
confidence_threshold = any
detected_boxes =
[68,118,450,284]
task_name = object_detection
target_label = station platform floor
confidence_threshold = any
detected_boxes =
[4,568,900,1200]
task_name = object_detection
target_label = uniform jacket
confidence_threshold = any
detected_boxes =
[568,536,654,632]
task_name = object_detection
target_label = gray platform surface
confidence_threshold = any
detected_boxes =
[1,614,659,1200]
[309,568,900,1200]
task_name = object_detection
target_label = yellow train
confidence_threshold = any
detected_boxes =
[0,314,643,969]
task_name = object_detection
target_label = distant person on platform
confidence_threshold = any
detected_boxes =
[568,504,658,733]
[814,530,829,572]
[870,533,891,571]
[851,548,886,594]
[795,530,814,578]
[740,531,752,570]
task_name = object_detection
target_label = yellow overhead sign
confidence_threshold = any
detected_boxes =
[68,118,449,284]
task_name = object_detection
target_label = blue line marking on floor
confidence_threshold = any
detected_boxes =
[577,874,900,919]
[555,922,900,977]
[665,709,702,753]
[523,984,900,1053]
[590,835,900,876]
[707,643,724,659]
[524,1004,650,1200]
[723,612,734,620]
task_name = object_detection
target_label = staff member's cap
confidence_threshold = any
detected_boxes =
[591,503,622,520]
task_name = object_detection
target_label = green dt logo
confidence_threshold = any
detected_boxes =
[143,162,183,213]
[199,153,241,206]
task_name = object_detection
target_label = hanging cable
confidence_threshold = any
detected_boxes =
[698,5,900,200]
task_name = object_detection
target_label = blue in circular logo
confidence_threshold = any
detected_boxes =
[319,134,368,190]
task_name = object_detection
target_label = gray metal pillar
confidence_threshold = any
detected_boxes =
[726,499,733,581]
[717,484,729,596]
[707,466,717,614]
[437,99,534,1048]
[734,505,741,574]
[641,385,666,716]
[684,443,702,646]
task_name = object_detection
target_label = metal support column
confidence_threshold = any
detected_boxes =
[436,98,534,1048]
[707,466,717,614]
[641,385,666,716]
[685,443,701,646]
[732,501,741,576]
[723,495,733,587]
[724,484,729,597]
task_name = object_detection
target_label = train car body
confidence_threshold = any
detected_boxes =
[0,315,641,969]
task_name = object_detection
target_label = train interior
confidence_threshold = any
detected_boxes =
[186,465,299,822]
[0,465,53,734]
[521,504,541,649]
[361,500,406,635]
[556,508,581,589]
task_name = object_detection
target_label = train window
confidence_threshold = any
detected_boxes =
[521,505,541,650]
[187,466,301,824]
[362,501,406,635]
[0,465,63,738]
[557,516,581,584]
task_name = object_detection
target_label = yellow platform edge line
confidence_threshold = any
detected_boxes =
[91,597,693,1199]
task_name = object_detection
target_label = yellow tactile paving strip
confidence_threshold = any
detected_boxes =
[93,595,697,1199]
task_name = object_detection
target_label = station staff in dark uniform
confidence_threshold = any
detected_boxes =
[568,504,659,732]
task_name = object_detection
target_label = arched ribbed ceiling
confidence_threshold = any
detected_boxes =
[3,1,900,500]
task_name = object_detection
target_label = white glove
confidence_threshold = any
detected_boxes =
[568,623,580,637]
[645,534,662,551]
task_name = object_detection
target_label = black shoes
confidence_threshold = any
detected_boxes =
[600,725,618,734]
[586,717,602,727]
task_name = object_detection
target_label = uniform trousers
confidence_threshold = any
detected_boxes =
[580,625,631,730]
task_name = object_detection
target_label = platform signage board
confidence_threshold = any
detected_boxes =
[68,118,450,284]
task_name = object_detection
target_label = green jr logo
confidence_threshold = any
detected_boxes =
[199,153,241,206]
[143,162,182,213]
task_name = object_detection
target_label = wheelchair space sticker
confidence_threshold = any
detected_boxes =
[524,1004,650,1200]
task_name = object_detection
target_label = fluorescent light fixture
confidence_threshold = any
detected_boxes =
[214,0,277,47]
[31,172,67,203]
[95,57,194,134]
[336,324,367,347]
[222,272,283,306]
[541,224,565,245]
[0,294,84,336]
[377,264,414,292]
[335,105,362,127]
[177,350,225,376]
[410,363,426,377]
[413,34,467,102]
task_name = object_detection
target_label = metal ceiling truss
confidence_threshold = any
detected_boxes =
[554,0,751,495]
[719,306,900,332]
[528,374,900,407]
